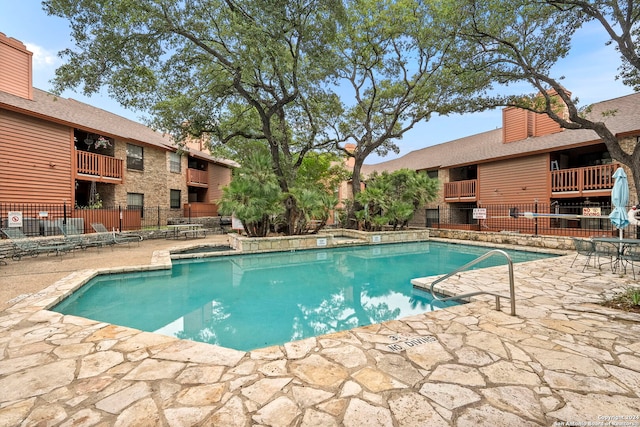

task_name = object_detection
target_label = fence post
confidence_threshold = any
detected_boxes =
[437,205,441,229]
[158,206,161,229]
[63,201,67,225]
[534,200,538,235]
[119,205,123,232]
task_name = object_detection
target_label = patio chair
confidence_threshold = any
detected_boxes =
[1,227,74,260]
[58,223,104,250]
[90,223,142,246]
[570,238,595,271]
[621,244,640,279]
[593,240,619,271]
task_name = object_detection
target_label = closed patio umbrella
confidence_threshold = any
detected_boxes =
[609,167,629,238]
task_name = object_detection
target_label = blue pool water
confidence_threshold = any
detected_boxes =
[52,241,553,351]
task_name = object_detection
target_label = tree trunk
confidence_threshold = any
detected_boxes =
[347,157,365,229]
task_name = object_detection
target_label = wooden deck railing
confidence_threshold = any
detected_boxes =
[187,168,208,187]
[551,163,620,194]
[76,151,123,182]
[444,179,477,200]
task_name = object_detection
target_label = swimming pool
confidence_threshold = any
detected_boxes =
[52,241,554,351]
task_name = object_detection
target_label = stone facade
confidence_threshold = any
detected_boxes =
[228,229,431,253]
[112,141,187,210]
[428,228,574,251]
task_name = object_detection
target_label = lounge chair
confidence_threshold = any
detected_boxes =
[58,223,104,250]
[1,227,74,260]
[90,223,142,246]
[570,238,595,271]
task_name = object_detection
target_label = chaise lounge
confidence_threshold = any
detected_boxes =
[58,223,105,250]
[1,227,74,260]
[90,223,142,246]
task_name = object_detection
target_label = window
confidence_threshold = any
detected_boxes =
[169,152,181,173]
[127,192,144,218]
[170,189,181,209]
[426,208,440,227]
[127,144,144,171]
[426,170,438,179]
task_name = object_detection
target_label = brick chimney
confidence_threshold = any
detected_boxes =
[0,32,33,100]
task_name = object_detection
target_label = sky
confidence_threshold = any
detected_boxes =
[0,1,635,164]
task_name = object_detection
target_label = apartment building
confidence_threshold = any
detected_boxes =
[363,91,640,235]
[0,32,236,232]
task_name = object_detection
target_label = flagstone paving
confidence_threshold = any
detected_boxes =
[1,238,640,426]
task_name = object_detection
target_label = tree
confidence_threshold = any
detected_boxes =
[435,0,640,200]
[217,153,282,237]
[287,152,349,234]
[330,0,488,227]
[355,169,438,231]
[218,151,347,236]
[44,0,345,235]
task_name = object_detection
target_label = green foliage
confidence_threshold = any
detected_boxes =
[75,193,103,210]
[288,187,339,235]
[218,151,346,236]
[327,0,492,225]
[605,286,640,311]
[429,0,640,201]
[284,152,348,234]
[44,0,347,235]
[354,169,438,231]
[217,153,282,237]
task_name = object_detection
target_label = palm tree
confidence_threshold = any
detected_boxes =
[218,153,283,237]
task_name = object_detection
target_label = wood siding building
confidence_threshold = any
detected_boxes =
[0,110,73,203]
[0,32,236,222]
[363,90,640,235]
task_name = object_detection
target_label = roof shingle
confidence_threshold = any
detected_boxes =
[363,92,640,174]
[0,88,238,168]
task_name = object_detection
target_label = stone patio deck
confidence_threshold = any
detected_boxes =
[1,238,639,426]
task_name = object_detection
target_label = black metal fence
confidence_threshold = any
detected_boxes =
[0,203,207,237]
[418,202,640,238]
[3,201,639,239]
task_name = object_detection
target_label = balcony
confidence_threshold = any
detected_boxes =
[551,163,620,197]
[187,168,208,187]
[444,179,477,201]
[76,151,123,183]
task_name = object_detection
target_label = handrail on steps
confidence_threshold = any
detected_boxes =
[425,249,516,316]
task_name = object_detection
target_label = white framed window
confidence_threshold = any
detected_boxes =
[127,144,144,171]
[169,152,181,173]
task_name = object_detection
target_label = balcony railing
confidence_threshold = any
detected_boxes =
[551,163,620,194]
[76,151,123,182]
[187,168,208,187]
[444,179,477,201]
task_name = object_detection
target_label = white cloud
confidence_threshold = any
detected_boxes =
[23,42,60,90]
[24,42,58,68]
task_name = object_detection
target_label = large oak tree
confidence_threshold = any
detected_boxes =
[329,0,489,226]
[45,0,344,234]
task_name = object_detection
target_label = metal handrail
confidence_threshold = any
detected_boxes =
[426,249,516,316]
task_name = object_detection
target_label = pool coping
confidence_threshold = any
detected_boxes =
[3,237,640,425]
[3,236,570,368]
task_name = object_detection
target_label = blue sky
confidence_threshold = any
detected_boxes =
[0,1,635,163]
